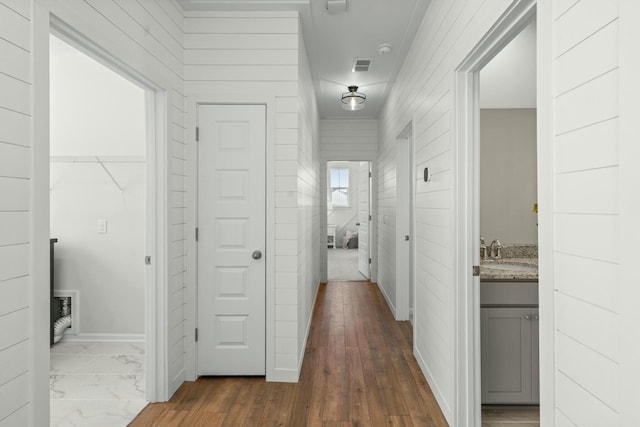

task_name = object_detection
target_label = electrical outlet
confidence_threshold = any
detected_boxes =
[97,219,108,234]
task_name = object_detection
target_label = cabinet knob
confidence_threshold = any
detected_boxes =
[533,315,539,320]
[524,314,531,320]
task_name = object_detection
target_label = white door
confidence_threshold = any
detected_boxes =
[358,161,370,278]
[197,104,266,375]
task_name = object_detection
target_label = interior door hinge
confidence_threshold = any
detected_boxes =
[195,126,199,142]
[369,258,372,264]
[195,227,199,242]
[145,256,151,265]
[369,171,372,178]
[195,328,198,342]
[369,214,372,221]
[472,265,480,276]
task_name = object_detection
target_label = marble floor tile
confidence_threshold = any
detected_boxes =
[50,399,148,427]
[50,354,94,374]
[50,341,147,427]
[50,374,145,400]
[50,342,93,355]
[74,354,144,375]
[83,342,145,355]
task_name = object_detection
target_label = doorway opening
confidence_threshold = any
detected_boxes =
[454,1,537,425]
[48,33,151,425]
[478,17,539,425]
[326,161,371,281]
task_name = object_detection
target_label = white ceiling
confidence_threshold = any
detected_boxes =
[480,19,537,109]
[179,0,431,119]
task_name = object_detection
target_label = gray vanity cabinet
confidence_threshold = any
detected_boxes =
[481,305,539,404]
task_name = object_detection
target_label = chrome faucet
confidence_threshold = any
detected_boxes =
[489,239,502,259]
[480,236,487,259]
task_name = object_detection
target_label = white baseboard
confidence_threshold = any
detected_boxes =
[376,281,396,317]
[414,345,452,424]
[269,368,301,383]
[61,333,145,343]
[269,280,322,384]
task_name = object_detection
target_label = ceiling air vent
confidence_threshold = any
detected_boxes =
[352,58,372,72]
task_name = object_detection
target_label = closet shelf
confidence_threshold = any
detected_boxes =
[50,156,145,192]
[50,156,145,163]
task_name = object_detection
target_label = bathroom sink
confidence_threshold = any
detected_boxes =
[482,262,537,272]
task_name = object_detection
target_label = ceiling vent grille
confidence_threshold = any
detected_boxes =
[352,58,372,72]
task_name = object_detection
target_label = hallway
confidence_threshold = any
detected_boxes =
[130,281,447,426]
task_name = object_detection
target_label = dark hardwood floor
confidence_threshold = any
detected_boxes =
[130,281,448,426]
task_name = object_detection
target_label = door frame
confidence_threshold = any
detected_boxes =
[322,159,375,283]
[395,121,415,322]
[452,1,538,425]
[185,95,276,381]
[32,10,168,410]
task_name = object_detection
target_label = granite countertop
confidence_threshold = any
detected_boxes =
[480,258,538,281]
[479,244,539,281]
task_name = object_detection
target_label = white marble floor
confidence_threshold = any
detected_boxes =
[50,342,147,427]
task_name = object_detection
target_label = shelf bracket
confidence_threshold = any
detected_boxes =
[95,156,125,192]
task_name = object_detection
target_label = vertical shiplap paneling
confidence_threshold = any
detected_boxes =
[375,0,514,422]
[552,0,621,424]
[185,11,319,382]
[0,0,31,424]
[37,0,186,399]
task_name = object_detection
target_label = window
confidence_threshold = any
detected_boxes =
[330,168,350,207]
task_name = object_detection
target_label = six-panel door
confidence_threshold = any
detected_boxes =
[197,104,266,375]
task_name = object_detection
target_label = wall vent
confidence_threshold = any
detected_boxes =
[54,290,79,337]
[352,58,372,72]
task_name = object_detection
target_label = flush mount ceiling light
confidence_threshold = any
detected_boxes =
[341,86,366,111]
[377,43,393,55]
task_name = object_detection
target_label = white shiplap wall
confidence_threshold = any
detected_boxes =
[376,0,515,422]
[0,0,32,425]
[319,119,377,161]
[34,0,187,404]
[296,30,320,371]
[550,0,621,424]
[377,118,397,313]
[184,11,319,382]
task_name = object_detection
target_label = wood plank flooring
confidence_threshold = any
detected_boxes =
[130,281,448,426]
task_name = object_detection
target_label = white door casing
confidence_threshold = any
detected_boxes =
[197,104,266,375]
[396,130,413,321]
[358,161,371,278]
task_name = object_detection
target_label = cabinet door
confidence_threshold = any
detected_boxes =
[531,307,539,404]
[481,307,533,403]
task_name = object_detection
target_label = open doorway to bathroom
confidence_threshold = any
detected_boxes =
[454,1,538,424]
[327,161,371,281]
[48,34,148,426]
[477,16,539,426]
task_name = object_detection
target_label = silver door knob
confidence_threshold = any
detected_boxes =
[252,250,262,260]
